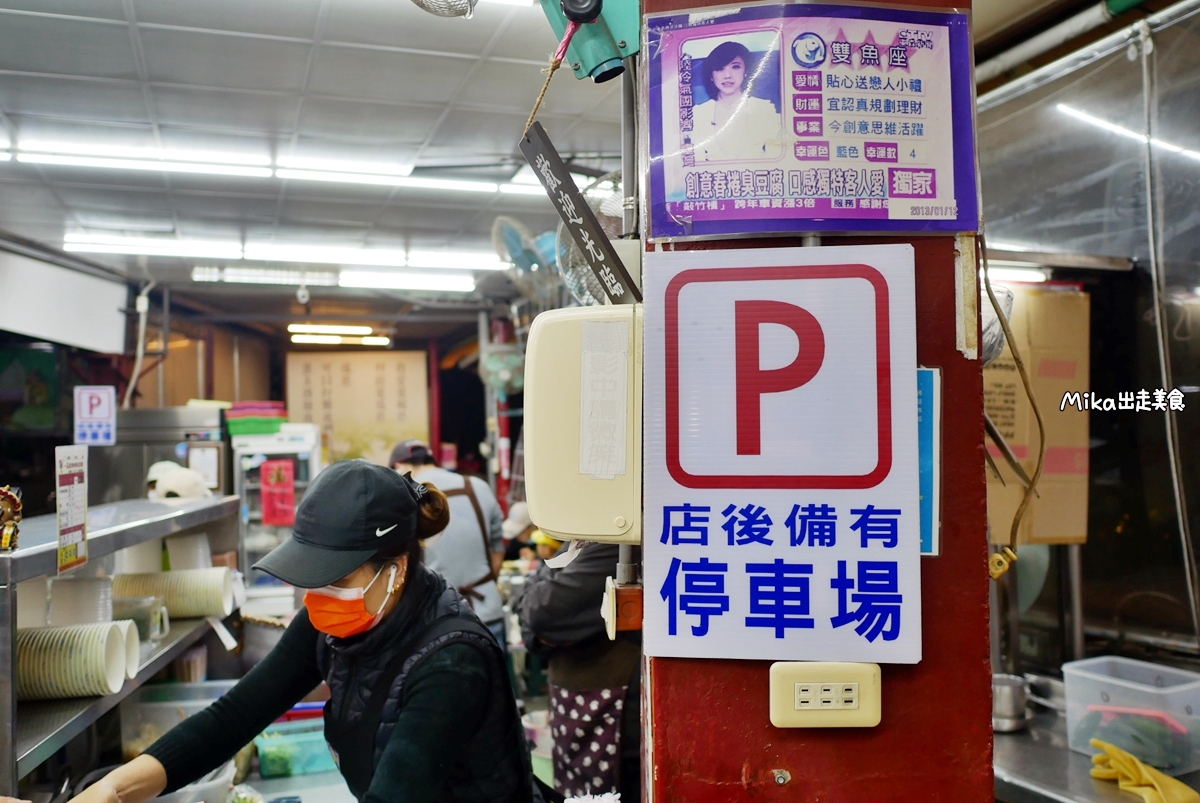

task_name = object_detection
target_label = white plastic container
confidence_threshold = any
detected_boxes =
[1064,655,1200,774]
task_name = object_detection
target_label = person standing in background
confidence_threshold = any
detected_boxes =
[518,542,641,802]
[390,440,508,646]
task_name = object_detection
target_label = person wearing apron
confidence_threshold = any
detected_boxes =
[390,440,508,646]
[67,459,536,803]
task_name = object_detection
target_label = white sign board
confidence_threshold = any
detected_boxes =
[74,385,117,446]
[55,444,89,573]
[643,244,921,663]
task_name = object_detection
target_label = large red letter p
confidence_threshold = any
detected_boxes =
[735,300,825,455]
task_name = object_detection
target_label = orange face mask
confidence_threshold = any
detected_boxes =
[304,564,398,639]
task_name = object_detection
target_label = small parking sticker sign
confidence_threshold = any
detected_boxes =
[644,244,921,663]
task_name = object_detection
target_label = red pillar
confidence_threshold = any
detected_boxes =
[641,3,990,798]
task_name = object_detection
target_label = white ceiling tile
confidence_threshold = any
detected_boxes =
[0,76,149,123]
[308,44,474,104]
[431,108,530,151]
[52,185,171,211]
[0,2,125,20]
[487,12,558,61]
[139,28,312,91]
[15,120,156,148]
[324,0,494,54]
[0,16,138,79]
[170,194,279,223]
[455,60,545,113]
[152,86,299,134]
[297,98,440,146]
[133,0,324,39]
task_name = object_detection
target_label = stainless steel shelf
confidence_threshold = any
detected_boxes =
[1,496,239,584]
[15,617,217,779]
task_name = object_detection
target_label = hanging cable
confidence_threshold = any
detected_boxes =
[978,233,1046,579]
[122,280,156,409]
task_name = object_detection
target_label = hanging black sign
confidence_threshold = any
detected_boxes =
[519,121,641,305]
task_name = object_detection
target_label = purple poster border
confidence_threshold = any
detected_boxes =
[645,3,976,240]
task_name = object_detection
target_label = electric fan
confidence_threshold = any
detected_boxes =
[555,169,622,306]
[407,0,476,18]
[478,344,525,399]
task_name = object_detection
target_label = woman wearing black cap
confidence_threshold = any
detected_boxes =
[67,459,537,803]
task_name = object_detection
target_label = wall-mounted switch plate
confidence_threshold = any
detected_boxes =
[769,662,881,728]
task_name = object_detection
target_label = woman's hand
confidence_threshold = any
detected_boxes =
[67,755,168,803]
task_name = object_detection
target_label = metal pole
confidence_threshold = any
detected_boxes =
[621,55,638,237]
[157,326,166,408]
[233,335,241,402]
[1067,544,1085,660]
[196,337,206,401]
[479,312,496,490]
[617,544,638,585]
[0,570,17,795]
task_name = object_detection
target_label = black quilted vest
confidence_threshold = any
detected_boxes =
[315,564,533,802]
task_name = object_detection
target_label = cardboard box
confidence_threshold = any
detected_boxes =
[985,285,1090,545]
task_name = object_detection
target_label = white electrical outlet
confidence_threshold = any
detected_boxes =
[770,662,881,728]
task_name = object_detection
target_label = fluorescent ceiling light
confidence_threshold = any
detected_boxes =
[19,153,272,177]
[291,334,343,345]
[18,140,271,165]
[191,266,339,285]
[243,244,409,267]
[983,267,1048,284]
[1057,104,1200,161]
[0,152,10,162]
[288,324,373,336]
[65,234,243,259]
[339,270,476,292]
[290,334,392,346]
[277,155,412,176]
[276,168,498,193]
[406,251,507,271]
[499,183,550,196]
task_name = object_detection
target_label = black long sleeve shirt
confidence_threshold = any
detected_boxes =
[145,608,492,803]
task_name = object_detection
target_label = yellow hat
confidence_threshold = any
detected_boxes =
[530,530,562,550]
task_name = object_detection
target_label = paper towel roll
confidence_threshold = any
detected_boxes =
[113,568,233,618]
[115,619,140,679]
[16,622,125,700]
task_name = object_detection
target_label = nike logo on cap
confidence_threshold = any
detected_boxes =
[375,524,398,537]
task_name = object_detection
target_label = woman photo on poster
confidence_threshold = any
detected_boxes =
[692,39,783,162]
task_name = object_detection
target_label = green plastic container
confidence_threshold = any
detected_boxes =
[254,719,336,778]
[226,417,284,436]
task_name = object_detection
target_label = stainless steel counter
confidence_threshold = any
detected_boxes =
[1,497,240,584]
[995,709,1200,802]
[0,497,241,795]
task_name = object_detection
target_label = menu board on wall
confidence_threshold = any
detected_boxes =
[286,352,429,466]
[644,2,976,240]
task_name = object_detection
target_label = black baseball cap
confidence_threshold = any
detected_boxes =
[389,439,435,467]
[252,459,423,588]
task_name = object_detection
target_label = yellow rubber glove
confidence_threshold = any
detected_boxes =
[1090,738,1200,803]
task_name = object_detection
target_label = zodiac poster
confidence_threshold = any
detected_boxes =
[645,3,976,240]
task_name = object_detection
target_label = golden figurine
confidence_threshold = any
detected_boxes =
[0,485,22,550]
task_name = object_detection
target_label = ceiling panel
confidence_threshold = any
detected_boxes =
[51,185,172,212]
[308,44,475,104]
[323,0,499,55]
[0,15,138,79]
[151,85,299,134]
[168,193,279,223]
[488,13,559,61]
[139,28,312,91]
[0,75,149,122]
[296,97,440,145]
[0,2,125,20]
[132,0,324,39]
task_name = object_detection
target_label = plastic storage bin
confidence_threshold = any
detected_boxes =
[1064,655,1200,775]
[254,719,337,778]
[120,681,238,761]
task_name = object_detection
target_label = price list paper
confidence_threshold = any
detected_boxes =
[55,444,89,573]
[645,3,976,240]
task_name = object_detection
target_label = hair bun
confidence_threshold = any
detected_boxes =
[414,482,450,540]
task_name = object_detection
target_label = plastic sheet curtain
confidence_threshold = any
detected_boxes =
[979,2,1200,664]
